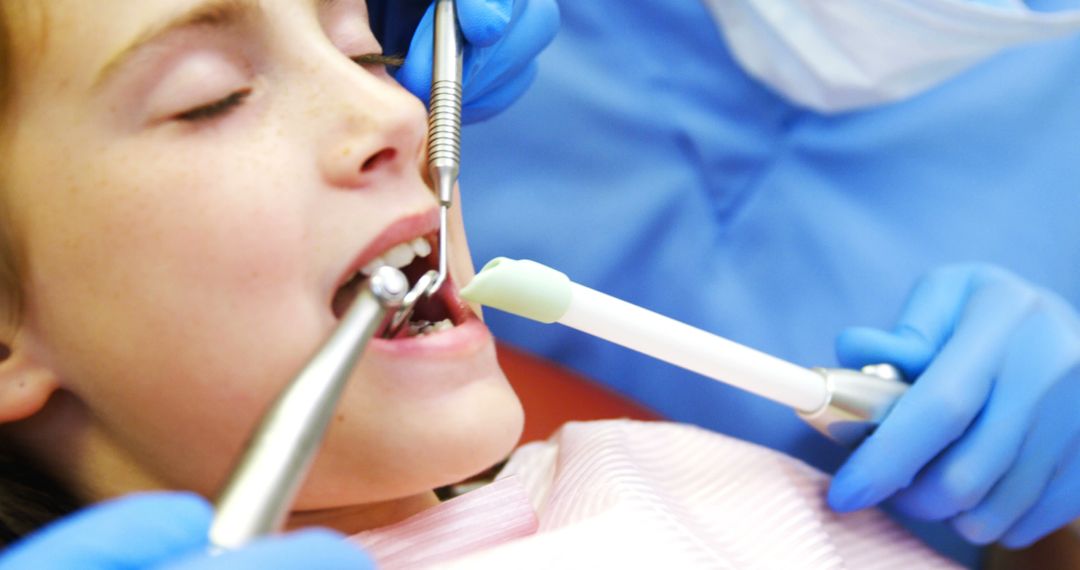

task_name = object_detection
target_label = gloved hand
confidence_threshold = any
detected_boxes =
[0,492,375,569]
[368,0,559,123]
[829,264,1080,548]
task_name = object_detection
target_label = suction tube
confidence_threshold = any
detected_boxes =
[461,258,908,446]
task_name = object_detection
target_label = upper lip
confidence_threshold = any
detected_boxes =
[333,209,440,297]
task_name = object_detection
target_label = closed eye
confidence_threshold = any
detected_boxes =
[171,53,401,124]
[174,88,252,122]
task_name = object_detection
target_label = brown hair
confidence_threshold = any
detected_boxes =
[0,452,82,546]
[0,2,23,331]
[0,4,82,549]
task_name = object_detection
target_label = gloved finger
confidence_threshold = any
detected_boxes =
[458,0,558,96]
[828,278,1035,513]
[396,0,555,101]
[890,309,1074,521]
[1001,430,1080,548]
[372,0,513,52]
[160,529,375,570]
[458,0,514,47]
[463,0,558,111]
[0,492,211,570]
[951,367,1080,544]
[396,0,557,115]
[890,265,977,349]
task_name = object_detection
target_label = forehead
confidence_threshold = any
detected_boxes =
[30,1,234,81]
[6,1,176,98]
[14,0,358,94]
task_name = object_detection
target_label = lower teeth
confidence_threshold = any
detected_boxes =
[408,318,454,337]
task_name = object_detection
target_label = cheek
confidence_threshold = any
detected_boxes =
[28,148,316,358]
[14,138,333,492]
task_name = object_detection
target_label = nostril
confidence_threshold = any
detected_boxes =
[361,148,397,173]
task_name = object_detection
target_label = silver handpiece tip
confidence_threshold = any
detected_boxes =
[369,266,409,306]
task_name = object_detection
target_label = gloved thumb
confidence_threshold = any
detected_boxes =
[836,326,936,380]
[838,266,978,380]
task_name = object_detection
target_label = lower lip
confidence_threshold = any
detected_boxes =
[368,314,491,358]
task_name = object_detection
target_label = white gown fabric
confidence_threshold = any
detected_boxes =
[702,0,1080,112]
[355,421,960,569]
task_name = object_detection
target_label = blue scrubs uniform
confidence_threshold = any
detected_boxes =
[460,1,1080,565]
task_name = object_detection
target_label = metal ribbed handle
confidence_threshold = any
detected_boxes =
[427,0,463,207]
[427,79,462,176]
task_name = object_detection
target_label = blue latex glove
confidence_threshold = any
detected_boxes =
[368,0,559,123]
[829,264,1080,548]
[0,492,375,569]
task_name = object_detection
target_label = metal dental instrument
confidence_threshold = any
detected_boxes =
[428,0,463,293]
[387,0,464,337]
[209,266,409,550]
[460,258,910,448]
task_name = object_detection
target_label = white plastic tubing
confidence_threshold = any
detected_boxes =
[560,283,829,413]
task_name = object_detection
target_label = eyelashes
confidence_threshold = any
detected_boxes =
[350,53,405,68]
[174,88,253,122]
[172,53,404,123]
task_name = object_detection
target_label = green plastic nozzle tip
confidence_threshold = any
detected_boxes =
[460,258,572,324]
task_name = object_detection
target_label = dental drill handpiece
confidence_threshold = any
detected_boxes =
[208,266,408,550]
[427,0,463,294]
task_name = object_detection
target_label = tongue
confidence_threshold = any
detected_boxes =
[411,291,452,323]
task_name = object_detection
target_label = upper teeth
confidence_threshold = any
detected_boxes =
[361,237,432,276]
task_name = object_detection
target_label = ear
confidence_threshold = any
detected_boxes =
[0,331,60,424]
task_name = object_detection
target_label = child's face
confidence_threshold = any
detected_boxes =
[2,0,522,526]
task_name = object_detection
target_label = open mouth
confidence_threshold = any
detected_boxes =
[331,234,465,339]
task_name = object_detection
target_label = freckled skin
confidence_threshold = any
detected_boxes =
[0,0,522,534]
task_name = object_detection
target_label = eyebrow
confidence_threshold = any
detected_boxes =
[94,0,299,89]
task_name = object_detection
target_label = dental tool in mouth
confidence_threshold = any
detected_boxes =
[331,235,460,339]
[386,0,464,337]
[460,258,910,447]
[211,266,408,550]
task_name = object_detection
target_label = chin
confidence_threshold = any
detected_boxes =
[420,382,526,490]
[293,367,524,510]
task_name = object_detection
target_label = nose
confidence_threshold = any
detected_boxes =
[318,70,428,190]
